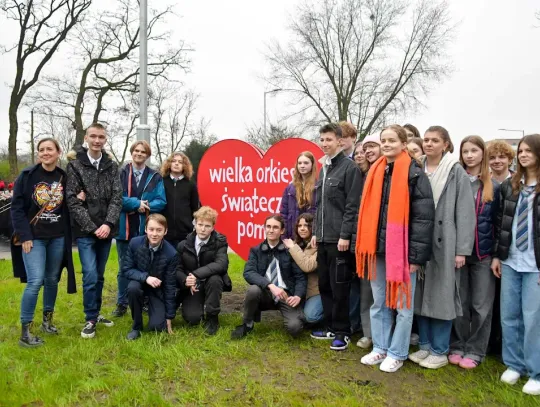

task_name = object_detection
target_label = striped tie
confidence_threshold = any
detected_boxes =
[134,170,142,187]
[516,186,534,251]
[268,257,278,285]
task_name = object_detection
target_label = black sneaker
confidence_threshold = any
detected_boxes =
[97,315,114,327]
[126,329,141,340]
[204,315,219,336]
[112,304,127,317]
[330,335,351,351]
[231,323,253,339]
[81,321,96,339]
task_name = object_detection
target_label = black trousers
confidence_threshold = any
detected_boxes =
[317,243,353,336]
[177,274,224,324]
[127,280,167,332]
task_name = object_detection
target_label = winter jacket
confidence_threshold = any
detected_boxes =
[243,240,307,298]
[10,164,76,294]
[350,170,366,252]
[288,242,318,298]
[162,176,199,242]
[280,183,317,239]
[494,179,540,268]
[176,230,232,292]
[313,152,363,243]
[374,160,435,265]
[474,180,500,259]
[116,163,166,241]
[65,147,123,239]
[122,236,178,320]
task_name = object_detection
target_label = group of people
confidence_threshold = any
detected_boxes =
[9,121,540,396]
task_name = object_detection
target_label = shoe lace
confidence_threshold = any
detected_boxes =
[84,322,94,329]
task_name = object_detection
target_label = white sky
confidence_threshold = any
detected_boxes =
[0,0,539,153]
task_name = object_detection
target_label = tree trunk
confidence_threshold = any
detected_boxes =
[74,108,85,147]
[8,101,20,178]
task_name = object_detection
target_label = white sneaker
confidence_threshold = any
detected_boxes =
[500,369,521,385]
[360,351,386,366]
[419,354,448,369]
[408,349,430,364]
[356,337,373,349]
[522,378,540,395]
[380,356,404,373]
[410,333,419,346]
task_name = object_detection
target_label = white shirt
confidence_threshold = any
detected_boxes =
[87,151,102,168]
[195,235,209,255]
[170,174,185,182]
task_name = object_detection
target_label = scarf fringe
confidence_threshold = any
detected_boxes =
[386,281,412,310]
[357,252,377,281]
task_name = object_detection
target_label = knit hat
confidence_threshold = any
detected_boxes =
[362,133,381,146]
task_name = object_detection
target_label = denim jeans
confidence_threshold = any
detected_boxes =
[304,295,324,324]
[370,255,416,360]
[501,265,540,380]
[417,315,453,356]
[116,240,129,306]
[20,237,65,324]
[78,237,112,322]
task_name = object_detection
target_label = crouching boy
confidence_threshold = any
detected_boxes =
[123,214,177,340]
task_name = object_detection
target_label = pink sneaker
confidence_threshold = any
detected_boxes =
[448,354,463,365]
[459,358,479,369]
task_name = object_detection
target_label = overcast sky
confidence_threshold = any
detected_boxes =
[0,0,539,153]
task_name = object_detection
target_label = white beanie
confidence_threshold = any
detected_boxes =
[362,132,381,146]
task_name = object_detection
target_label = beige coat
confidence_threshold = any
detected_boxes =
[288,243,318,299]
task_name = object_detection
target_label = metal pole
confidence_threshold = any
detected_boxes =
[30,109,35,164]
[264,92,267,139]
[137,0,150,145]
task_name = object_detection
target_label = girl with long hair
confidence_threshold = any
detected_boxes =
[11,138,76,347]
[283,213,322,324]
[449,136,499,369]
[409,126,476,370]
[357,125,434,372]
[280,151,317,239]
[353,142,367,171]
[407,137,424,160]
[492,134,540,395]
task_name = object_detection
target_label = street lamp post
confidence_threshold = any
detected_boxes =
[137,0,150,145]
[498,128,525,137]
[264,89,282,139]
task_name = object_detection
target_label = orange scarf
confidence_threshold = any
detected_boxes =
[356,150,411,309]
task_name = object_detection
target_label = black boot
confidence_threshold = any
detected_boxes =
[204,315,219,336]
[19,322,45,348]
[41,311,58,334]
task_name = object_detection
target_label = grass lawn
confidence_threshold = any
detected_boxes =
[0,251,537,407]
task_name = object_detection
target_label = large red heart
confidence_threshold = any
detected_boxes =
[198,138,324,260]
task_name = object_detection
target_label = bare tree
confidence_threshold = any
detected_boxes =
[1,0,92,177]
[265,0,454,137]
[245,122,301,151]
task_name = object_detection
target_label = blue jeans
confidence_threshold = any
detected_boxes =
[304,295,324,324]
[417,315,453,356]
[20,237,65,324]
[78,237,112,322]
[116,240,129,306]
[370,255,416,360]
[501,265,540,380]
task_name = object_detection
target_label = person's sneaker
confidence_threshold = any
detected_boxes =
[204,315,219,336]
[231,324,253,339]
[459,357,479,369]
[409,349,430,364]
[419,354,448,369]
[112,304,128,317]
[81,321,96,339]
[310,330,336,340]
[360,351,386,366]
[126,329,141,340]
[448,353,463,365]
[356,336,373,349]
[500,369,521,385]
[97,315,114,327]
[380,356,404,373]
[330,335,350,351]
[410,333,419,346]
[522,378,540,395]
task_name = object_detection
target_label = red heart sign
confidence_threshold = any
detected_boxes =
[198,138,324,260]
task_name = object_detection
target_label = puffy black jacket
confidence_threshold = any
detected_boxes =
[176,231,232,292]
[162,176,199,242]
[313,152,363,243]
[350,170,366,251]
[122,236,178,320]
[474,180,500,258]
[375,160,435,265]
[494,179,540,268]
[243,240,307,298]
[66,147,122,238]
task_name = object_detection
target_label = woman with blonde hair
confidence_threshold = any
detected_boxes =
[161,152,199,247]
[280,151,318,239]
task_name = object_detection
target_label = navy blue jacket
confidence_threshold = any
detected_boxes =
[122,236,178,319]
[474,180,500,258]
[243,240,307,298]
[10,164,76,294]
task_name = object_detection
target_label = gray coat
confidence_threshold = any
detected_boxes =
[414,163,475,320]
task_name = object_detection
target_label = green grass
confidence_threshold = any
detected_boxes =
[0,251,537,406]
